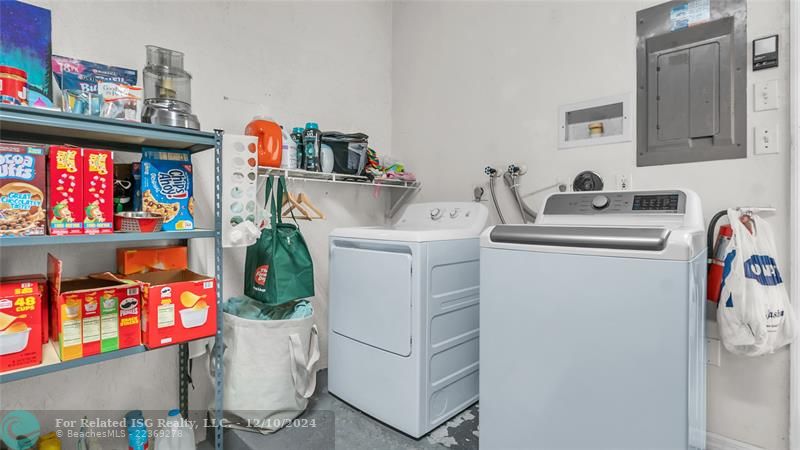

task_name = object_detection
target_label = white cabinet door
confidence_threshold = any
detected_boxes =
[330,245,413,356]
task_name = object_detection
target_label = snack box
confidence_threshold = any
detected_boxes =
[140,148,194,231]
[117,246,188,275]
[0,274,47,347]
[82,148,113,234]
[0,277,43,372]
[125,269,215,349]
[48,146,83,235]
[48,254,141,361]
[0,142,47,237]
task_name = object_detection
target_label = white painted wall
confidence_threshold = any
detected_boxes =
[0,0,393,424]
[391,1,791,448]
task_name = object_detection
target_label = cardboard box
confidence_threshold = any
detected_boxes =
[117,246,188,275]
[0,278,43,372]
[0,274,47,348]
[126,269,215,349]
[48,254,141,360]
[48,146,83,235]
[82,148,113,234]
[0,142,47,237]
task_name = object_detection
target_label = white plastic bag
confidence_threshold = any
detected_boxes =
[208,312,320,433]
[717,209,794,356]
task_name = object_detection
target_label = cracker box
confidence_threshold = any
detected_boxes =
[126,269,215,349]
[83,148,113,234]
[117,246,188,275]
[0,277,43,372]
[48,146,83,235]
[140,148,194,231]
[0,142,47,237]
[48,254,141,361]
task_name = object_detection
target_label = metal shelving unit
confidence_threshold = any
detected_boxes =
[259,166,421,218]
[0,105,225,450]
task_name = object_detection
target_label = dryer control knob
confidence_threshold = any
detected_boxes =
[450,208,460,219]
[591,195,610,210]
[430,208,443,220]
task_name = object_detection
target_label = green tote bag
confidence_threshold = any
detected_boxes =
[244,176,315,306]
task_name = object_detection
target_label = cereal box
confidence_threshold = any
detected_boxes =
[48,145,83,235]
[48,254,141,361]
[140,149,194,231]
[0,142,46,237]
[126,269,215,349]
[83,148,113,234]
[117,246,188,275]
[0,278,43,372]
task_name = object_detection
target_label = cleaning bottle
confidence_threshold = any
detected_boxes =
[153,409,196,450]
[124,410,149,450]
[280,126,297,169]
[245,116,282,168]
[302,122,321,171]
[291,127,305,170]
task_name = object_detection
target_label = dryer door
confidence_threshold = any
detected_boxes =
[330,244,413,356]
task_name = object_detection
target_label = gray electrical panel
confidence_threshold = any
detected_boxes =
[636,0,747,167]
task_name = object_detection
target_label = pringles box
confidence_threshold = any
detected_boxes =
[0,142,47,237]
[117,246,188,275]
[83,148,113,234]
[48,254,141,361]
[0,277,43,372]
[125,269,215,349]
[48,146,83,235]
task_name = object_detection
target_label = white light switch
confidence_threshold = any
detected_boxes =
[755,125,779,155]
[754,80,779,111]
[706,338,721,367]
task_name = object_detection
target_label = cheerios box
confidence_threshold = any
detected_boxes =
[48,145,84,235]
[125,269,215,349]
[0,278,43,373]
[48,254,141,361]
[83,148,113,234]
[0,141,47,237]
[140,148,194,231]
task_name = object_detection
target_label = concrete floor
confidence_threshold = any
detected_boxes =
[201,370,479,450]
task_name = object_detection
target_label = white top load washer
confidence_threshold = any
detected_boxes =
[329,202,488,438]
[480,189,706,450]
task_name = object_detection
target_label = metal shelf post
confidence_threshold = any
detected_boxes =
[213,130,225,449]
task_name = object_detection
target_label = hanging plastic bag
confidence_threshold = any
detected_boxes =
[243,176,315,306]
[717,209,794,356]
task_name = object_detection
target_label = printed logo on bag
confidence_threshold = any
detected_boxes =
[744,255,783,286]
[255,265,269,286]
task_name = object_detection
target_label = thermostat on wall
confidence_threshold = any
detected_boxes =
[753,35,778,71]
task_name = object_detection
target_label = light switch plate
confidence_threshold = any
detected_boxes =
[754,79,779,111]
[706,338,721,367]
[755,125,779,154]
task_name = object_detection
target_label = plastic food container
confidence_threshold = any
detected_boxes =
[114,212,164,233]
[0,65,27,105]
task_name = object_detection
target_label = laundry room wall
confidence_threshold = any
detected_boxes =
[391,0,791,448]
[0,0,392,419]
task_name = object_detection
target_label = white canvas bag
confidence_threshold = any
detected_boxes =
[209,311,320,433]
[717,210,794,356]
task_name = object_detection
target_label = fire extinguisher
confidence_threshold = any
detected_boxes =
[707,223,732,302]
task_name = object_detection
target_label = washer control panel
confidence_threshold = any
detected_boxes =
[543,190,686,215]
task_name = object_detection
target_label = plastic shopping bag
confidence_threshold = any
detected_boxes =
[717,209,794,356]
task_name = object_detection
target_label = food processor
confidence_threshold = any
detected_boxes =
[141,45,200,130]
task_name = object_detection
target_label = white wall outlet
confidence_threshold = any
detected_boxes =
[615,174,633,191]
[754,79,779,111]
[754,125,779,155]
[706,338,721,367]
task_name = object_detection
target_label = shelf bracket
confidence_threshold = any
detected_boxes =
[386,185,420,219]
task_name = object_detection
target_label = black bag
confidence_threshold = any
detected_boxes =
[320,132,368,176]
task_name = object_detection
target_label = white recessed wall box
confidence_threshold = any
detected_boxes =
[558,94,632,149]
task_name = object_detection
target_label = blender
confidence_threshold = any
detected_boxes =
[141,45,200,130]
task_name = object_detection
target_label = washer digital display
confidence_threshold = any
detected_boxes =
[632,194,679,211]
